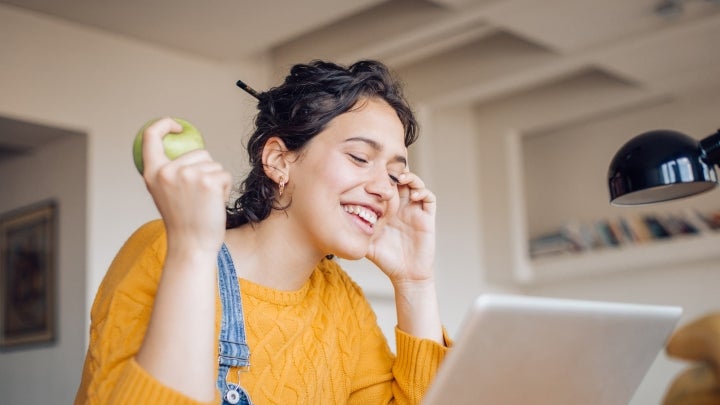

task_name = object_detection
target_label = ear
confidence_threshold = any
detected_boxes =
[261,136,291,182]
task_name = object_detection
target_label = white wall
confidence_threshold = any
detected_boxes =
[0,132,87,404]
[0,4,268,403]
[0,3,267,301]
[419,104,520,332]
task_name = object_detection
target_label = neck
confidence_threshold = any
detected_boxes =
[224,211,325,291]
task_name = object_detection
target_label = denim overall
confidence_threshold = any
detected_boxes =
[216,244,253,405]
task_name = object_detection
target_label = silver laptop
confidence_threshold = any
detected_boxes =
[423,294,682,405]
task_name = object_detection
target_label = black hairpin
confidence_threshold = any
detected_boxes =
[236,79,260,100]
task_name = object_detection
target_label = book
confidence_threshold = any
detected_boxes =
[529,232,578,258]
[643,215,671,239]
[595,220,620,247]
[528,209,719,260]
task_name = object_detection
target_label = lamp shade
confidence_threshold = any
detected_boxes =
[608,129,718,205]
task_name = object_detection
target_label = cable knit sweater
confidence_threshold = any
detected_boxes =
[75,220,449,404]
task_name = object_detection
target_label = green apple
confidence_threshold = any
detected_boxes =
[132,118,205,174]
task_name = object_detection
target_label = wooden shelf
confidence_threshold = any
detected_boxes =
[515,232,720,284]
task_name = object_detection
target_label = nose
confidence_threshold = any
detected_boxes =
[365,168,395,201]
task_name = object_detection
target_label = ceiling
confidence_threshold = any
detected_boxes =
[1,0,719,158]
[0,0,390,62]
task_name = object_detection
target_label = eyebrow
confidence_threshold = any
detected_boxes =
[344,136,408,166]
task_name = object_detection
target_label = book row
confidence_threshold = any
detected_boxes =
[528,209,720,259]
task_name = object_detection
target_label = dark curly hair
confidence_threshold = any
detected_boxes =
[226,60,418,229]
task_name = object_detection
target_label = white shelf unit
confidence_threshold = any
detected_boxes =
[506,130,720,284]
[518,232,720,284]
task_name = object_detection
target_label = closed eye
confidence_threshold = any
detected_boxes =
[349,153,401,185]
[348,154,368,164]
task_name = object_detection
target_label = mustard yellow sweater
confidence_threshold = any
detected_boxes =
[75,220,449,404]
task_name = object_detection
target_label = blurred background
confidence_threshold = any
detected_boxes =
[1,0,719,403]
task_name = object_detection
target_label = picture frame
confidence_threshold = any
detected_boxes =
[0,200,57,348]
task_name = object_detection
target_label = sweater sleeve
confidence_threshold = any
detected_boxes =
[342,272,451,404]
[390,326,452,403]
[74,220,217,405]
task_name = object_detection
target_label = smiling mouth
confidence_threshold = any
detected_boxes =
[342,204,378,226]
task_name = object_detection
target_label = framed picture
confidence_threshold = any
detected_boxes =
[0,201,57,348]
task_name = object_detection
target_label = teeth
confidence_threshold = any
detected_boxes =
[343,205,377,225]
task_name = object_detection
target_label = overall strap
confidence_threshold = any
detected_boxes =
[216,244,252,405]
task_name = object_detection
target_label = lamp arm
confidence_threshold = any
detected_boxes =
[699,129,720,167]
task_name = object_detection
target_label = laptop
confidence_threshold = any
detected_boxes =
[423,294,682,405]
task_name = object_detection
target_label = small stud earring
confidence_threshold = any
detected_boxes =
[278,175,286,197]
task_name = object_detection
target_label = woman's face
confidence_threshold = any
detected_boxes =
[285,97,407,260]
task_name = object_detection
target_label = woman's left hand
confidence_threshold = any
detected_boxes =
[366,170,436,284]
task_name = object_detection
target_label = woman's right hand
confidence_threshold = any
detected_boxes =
[137,117,229,401]
[140,117,232,255]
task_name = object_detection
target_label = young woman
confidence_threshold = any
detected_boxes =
[76,60,449,405]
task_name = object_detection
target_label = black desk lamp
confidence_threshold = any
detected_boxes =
[608,129,720,205]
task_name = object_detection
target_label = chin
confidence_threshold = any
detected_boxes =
[329,244,369,261]
[324,229,373,261]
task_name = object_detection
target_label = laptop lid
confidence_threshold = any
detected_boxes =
[423,294,682,405]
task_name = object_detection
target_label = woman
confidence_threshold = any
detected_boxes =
[76,60,449,405]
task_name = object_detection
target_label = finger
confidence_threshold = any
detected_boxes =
[157,154,227,188]
[410,188,435,203]
[398,171,426,190]
[196,168,233,195]
[216,167,235,202]
[168,148,216,168]
[397,181,411,201]
[206,169,235,206]
[397,171,427,202]
[399,171,436,214]
[411,188,436,217]
[142,117,183,176]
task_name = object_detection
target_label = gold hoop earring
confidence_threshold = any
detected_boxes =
[278,175,286,197]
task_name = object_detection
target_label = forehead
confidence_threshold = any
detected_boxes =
[319,97,407,151]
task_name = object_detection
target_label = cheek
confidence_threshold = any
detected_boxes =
[315,160,357,192]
